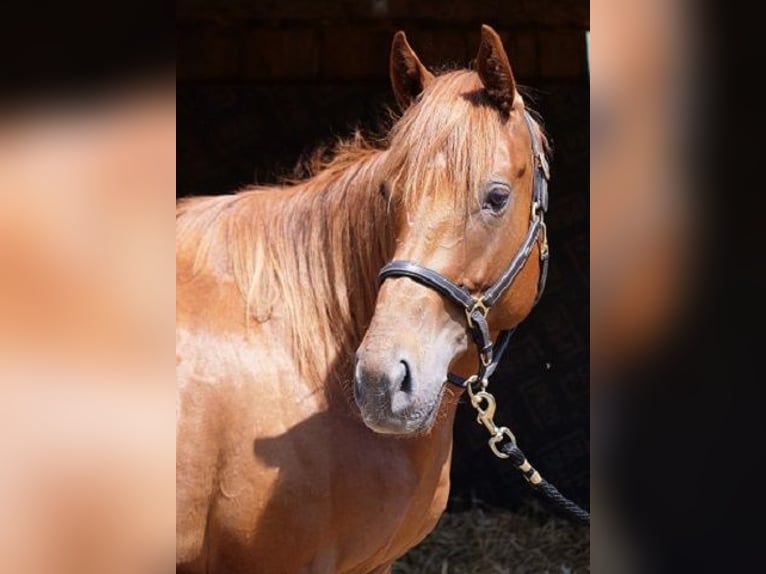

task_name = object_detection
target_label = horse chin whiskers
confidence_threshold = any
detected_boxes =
[360,382,446,436]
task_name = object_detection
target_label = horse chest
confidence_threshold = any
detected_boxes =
[176,333,456,573]
[331,434,452,570]
[207,401,453,574]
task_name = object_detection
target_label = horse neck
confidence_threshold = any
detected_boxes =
[260,150,394,388]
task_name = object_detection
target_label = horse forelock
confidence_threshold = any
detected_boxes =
[386,71,547,219]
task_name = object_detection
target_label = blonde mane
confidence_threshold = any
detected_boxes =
[177,70,546,381]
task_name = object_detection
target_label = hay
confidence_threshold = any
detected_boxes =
[393,503,589,574]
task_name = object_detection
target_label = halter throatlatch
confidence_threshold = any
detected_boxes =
[377,110,589,525]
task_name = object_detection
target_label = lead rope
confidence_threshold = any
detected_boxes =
[465,375,590,525]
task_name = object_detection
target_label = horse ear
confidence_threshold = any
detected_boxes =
[390,31,434,111]
[476,24,516,116]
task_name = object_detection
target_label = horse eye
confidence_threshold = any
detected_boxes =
[482,184,511,213]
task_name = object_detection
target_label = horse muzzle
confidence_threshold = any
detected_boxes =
[353,349,442,435]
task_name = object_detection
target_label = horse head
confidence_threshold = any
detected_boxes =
[354,26,549,435]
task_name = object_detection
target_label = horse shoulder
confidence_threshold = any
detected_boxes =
[175,315,308,569]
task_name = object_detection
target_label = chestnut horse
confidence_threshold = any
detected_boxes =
[177,26,548,573]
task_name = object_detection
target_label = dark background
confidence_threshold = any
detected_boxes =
[177,0,589,511]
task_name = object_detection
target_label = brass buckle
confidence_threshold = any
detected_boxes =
[489,427,517,459]
[465,375,488,396]
[467,381,518,459]
[539,220,549,260]
[465,297,489,329]
[471,390,498,435]
[537,151,550,180]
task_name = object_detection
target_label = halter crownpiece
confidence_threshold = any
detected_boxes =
[379,110,550,387]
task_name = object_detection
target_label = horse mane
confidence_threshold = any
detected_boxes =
[177,137,390,382]
[177,70,548,382]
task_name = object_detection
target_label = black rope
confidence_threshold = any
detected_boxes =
[500,443,590,526]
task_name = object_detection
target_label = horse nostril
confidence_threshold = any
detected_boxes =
[398,359,412,394]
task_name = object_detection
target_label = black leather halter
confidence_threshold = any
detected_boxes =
[379,110,550,388]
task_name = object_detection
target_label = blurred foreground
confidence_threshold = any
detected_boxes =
[0,80,176,574]
[589,0,766,571]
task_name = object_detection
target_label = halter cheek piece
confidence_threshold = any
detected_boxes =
[379,110,550,388]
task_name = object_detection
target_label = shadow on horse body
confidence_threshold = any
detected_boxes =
[177,26,547,573]
[176,330,459,573]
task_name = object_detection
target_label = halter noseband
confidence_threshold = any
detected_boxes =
[378,110,550,387]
